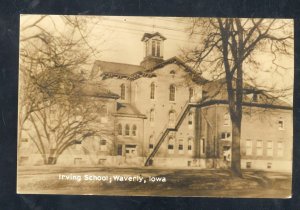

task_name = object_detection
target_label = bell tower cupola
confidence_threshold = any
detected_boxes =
[140,32,166,69]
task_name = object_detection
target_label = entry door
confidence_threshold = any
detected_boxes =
[125,145,137,158]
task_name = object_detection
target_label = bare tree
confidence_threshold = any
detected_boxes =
[19,15,108,164]
[183,18,293,177]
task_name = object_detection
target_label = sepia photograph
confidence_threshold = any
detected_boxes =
[17,15,293,197]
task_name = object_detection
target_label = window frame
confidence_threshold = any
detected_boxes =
[169,84,176,101]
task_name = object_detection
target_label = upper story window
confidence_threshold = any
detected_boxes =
[125,124,130,136]
[267,140,273,156]
[253,93,259,102]
[188,138,193,153]
[224,113,230,126]
[189,87,194,101]
[120,83,125,100]
[151,40,161,57]
[256,140,263,156]
[150,109,155,122]
[188,112,193,125]
[132,124,137,136]
[169,110,176,126]
[169,84,176,101]
[278,117,284,130]
[150,82,155,99]
[246,139,253,155]
[117,124,122,135]
[149,135,154,150]
[277,141,284,157]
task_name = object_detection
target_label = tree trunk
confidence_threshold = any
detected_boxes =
[47,156,57,165]
[231,119,242,177]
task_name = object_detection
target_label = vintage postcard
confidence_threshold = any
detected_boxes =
[17,15,293,197]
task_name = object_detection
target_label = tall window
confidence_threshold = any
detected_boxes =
[246,139,253,155]
[224,113,230,126]
[100,140,107,151]
[256,140,263,156]
[149,135,154,151]
[188,138,193,154]
[277,141,283,157]
[150,109,155,122]
[178,139,184,154]
[125,124,130,136]
[152,40,156,56]
[117,144,122,156]
[200,138,205,154]
[188,112,193,126]
[267,141,273,156]
[169,110,176,126]
[157,41,160,57]
[120,84,125,100]
[189,87,194,101]
[168,137,174,154]
[117,124,122,135]
[169,84,176,101]
[132,125,137,136]
[150,82,155,99]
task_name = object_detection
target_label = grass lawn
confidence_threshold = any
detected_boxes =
[17,166,291,198]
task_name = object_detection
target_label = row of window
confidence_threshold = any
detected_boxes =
[117,124,137,136]
[245,140,284,157]
[223,113,285,130]
[120,83,195,102]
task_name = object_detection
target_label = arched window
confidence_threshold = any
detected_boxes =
[188,138,193,154]
[150,109,155,122]
[117,124,122,135]
[152,40,156,56]
[169,110,176,126]
[132,124,137,136]
[188,112,193,125]
[100,140,107,151]
[120,84,125,100]
[150,82,155,99]
[168,137,175,154]
[149,135,154,151]
[169,84,176,101]
[189,87,194,101]
[224,113,230,126]
[125,124,130,136]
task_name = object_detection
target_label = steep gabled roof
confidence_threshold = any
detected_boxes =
[134,56,207,84]
[76,82,119,99]
[141,32,167,42]
[90,60,145,79]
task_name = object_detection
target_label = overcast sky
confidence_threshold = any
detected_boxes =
[20,15,294,102]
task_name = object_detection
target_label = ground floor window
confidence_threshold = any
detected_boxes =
[168,137,174,154]
[200,138,205,155]
[267,162,272,169]
[246,162,251,169]
[117,144,122,156]
[178,139,184,154]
